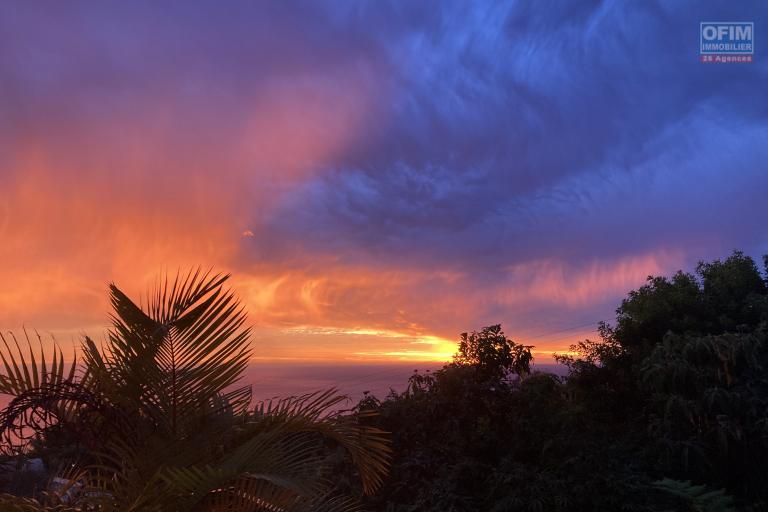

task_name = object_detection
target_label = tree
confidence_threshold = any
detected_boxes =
[0,270,390,511]
[359,324,662,512]
[697,251,767,330]
[613,271,703,355]
[453,324,532,379]
[560,251,768,507]
[609,251,767,357]
[366,252,768,511]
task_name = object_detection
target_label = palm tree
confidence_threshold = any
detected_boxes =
[0,270,390,511]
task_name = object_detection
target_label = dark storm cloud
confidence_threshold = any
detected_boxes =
[1,0,766,352]
[267,0,768,273]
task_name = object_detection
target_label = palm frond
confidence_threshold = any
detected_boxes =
[0,331,78,397]
[0,494,80,512]
[0,269,390,511]
[104,269,252,436]
[652,478,736,512]
[254,389,391,495]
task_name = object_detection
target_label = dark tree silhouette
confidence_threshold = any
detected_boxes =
[453,324,533,379]
[358,251,767,512]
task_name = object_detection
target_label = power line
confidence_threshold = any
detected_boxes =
[517,320,598,341]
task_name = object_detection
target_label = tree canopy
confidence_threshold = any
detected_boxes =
[357,251,768,511]
[3,251,768,511]
[453,324,533,379]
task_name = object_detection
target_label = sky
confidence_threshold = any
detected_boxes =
[0,1,766,363]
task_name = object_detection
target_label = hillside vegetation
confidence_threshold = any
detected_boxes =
[357,251,768,511]
[2,252,768,511]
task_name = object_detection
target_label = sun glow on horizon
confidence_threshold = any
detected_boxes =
[0,2,708,365]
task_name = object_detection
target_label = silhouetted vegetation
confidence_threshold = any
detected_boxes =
[0,271,389,511]
[3,252,768,511]
[356,251,768,511]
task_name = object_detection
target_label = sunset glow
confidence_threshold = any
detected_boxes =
[1,2,765,364]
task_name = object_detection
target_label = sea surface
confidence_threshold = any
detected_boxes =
[0,363,567,411]
[241,362,567,406]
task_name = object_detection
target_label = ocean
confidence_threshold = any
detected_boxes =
[241,362,567,406]
[0,363,567,411]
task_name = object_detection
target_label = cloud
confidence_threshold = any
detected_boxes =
[0,0,766,361]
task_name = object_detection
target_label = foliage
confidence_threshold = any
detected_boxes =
[652,479,735,512]
[357,251,768,511]
[0,270,390,511]
[3,251,768,511]
[453,324,533,380]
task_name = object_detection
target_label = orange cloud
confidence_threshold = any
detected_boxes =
[237,76,371,182]
[0,71,373,336]
[234,265,472,335]
[0,70,687,364]
[498,250,684,309]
